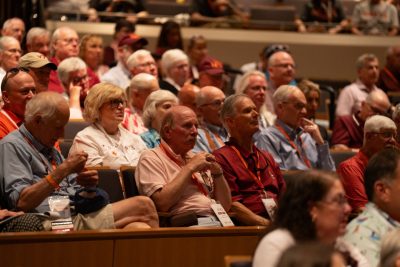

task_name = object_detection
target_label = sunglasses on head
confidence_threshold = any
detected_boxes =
[1,67,30,92]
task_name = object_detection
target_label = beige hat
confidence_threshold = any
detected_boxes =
[18,52,57,70]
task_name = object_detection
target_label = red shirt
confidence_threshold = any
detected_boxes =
[337,150,369,212]
[331,114,364,149]
[0,108,22,140]
[213,139,286,218]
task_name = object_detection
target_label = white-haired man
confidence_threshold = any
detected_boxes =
[58,57,90,119]
[1,18,25,43]
[0,36,22,83]
[101,34,148,89]
[255,85,335,171]
[136,105,231,226]
[122,73,159,135]
[236,70,275,130]
[159,49,190,95]
[25,27,51,58]
[336,53,383,117]
[126,49,158,78]
[338,115,397,214]
[0,92,159,229]
[194,86,228,153]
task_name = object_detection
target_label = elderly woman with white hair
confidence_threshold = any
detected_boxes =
[69,82,147,169]
[122,73,159,135]
[159,49,190,95]
[236,70,275,131]
[140,90,178,148]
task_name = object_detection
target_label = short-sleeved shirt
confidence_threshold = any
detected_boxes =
[337,150,369,211]
[213,139,285,217]
[0,108,22,140]
[135,140,215,216]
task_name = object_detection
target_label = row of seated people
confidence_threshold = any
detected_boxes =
[44,0,400,36]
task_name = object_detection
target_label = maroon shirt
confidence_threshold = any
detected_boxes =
[331,114,364,149]
[213,139,286,218]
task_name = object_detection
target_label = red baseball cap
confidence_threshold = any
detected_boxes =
[197,56,224,75]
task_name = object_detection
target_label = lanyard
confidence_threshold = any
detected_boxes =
[159,142,210,196]
[275,124,312,168]
[203,127,225,151]
[19,130,59,174]
[229,145,265,192]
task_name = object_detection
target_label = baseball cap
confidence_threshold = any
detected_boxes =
[18,52,57,70]
[118,33,148,48]
[198,56,224,75]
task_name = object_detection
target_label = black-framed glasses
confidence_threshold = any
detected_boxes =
[1,67,29,92]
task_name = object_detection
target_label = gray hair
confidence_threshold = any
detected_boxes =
[236,70,266,95]
[2,17,24,30]
[126,49,152,69]
[25,91,67,124]
[0,36,18,52]
[195,86,222,107]
[142,90,178,128]
[57,57,87,87]
[380,229,400,267]
[364,115,396,137]
[83,82,126,123]
[129,73,158,94]
[272,85,299,107]
[26,27,50,45]
[220,94,251,127]
[161,49,188,77]
[268,51,291,68]
[356,53,378,70]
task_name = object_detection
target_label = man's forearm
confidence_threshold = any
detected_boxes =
[213,174,232,211]
[231,201,270,226]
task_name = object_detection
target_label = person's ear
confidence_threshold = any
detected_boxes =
[2,91,10,104]
[375,180,390,203]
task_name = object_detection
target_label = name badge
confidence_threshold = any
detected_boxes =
[261,198,277,220]
[211,200,234,227]
[48,195,74,232]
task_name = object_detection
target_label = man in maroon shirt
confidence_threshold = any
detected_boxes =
[337,115,397,213]
[331,89,391,150]
[213,94,285,226]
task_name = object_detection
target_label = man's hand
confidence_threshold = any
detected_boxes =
[301,118,324,145]
[58,151,88,178]
[186,152,223,174]
[76,169,99,188]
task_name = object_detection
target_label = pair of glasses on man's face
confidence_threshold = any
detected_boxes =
[1,67,30,92]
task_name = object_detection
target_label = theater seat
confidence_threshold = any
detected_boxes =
[64,120,89,140]
[224,255,252,267]
[330,150,356,169]
[97,168,125,203]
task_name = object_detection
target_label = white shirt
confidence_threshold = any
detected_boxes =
[69,123,147,169]
[101,62,131,91]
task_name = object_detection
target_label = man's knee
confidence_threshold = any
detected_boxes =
[127,196,158,218]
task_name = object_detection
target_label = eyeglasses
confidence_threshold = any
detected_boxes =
[366,102,388,116]
[248,85,266,92]
[201,99,224,108]
[271,63,296,69]
[138,61,156,68]
[371,131,397,139]
[319,194,348,207]
[61,38,79,45]
[1,67,30,92]
[71,74,89,85]
[5,48,22,55]
[108,99,126,109]
[282,101,306,111]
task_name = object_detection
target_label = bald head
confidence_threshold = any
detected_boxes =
[179,83,200,111]
[196,86,225,126]
[268,51,295,88]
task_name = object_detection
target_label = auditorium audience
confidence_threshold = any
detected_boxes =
[255,85,335,171]
[213,94,285,226]
[190,0,248,25]
[1,17,25,44]
[0,92,158,229]
[122,73,159,135]
[155,20,184,57]
[18,52,57,93]
[140,90,178,148]
[336,53,383,117]
[69,82,147,169]
[194,86,228,153]
[344,148,400,267]
[253,170,367,267]
[378,46,400,92]
[0,68,36,140]
[352,0,399,36]
[236,70,275,130]
[338,115,397,213]
[79,34,109,80]
[25,27,51,58]
[159,49,190,95]
[331,90,391,151]
[57,57,90,120]
[197,55,225,90]
[297,79,329,142]
[136,105,231,226]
